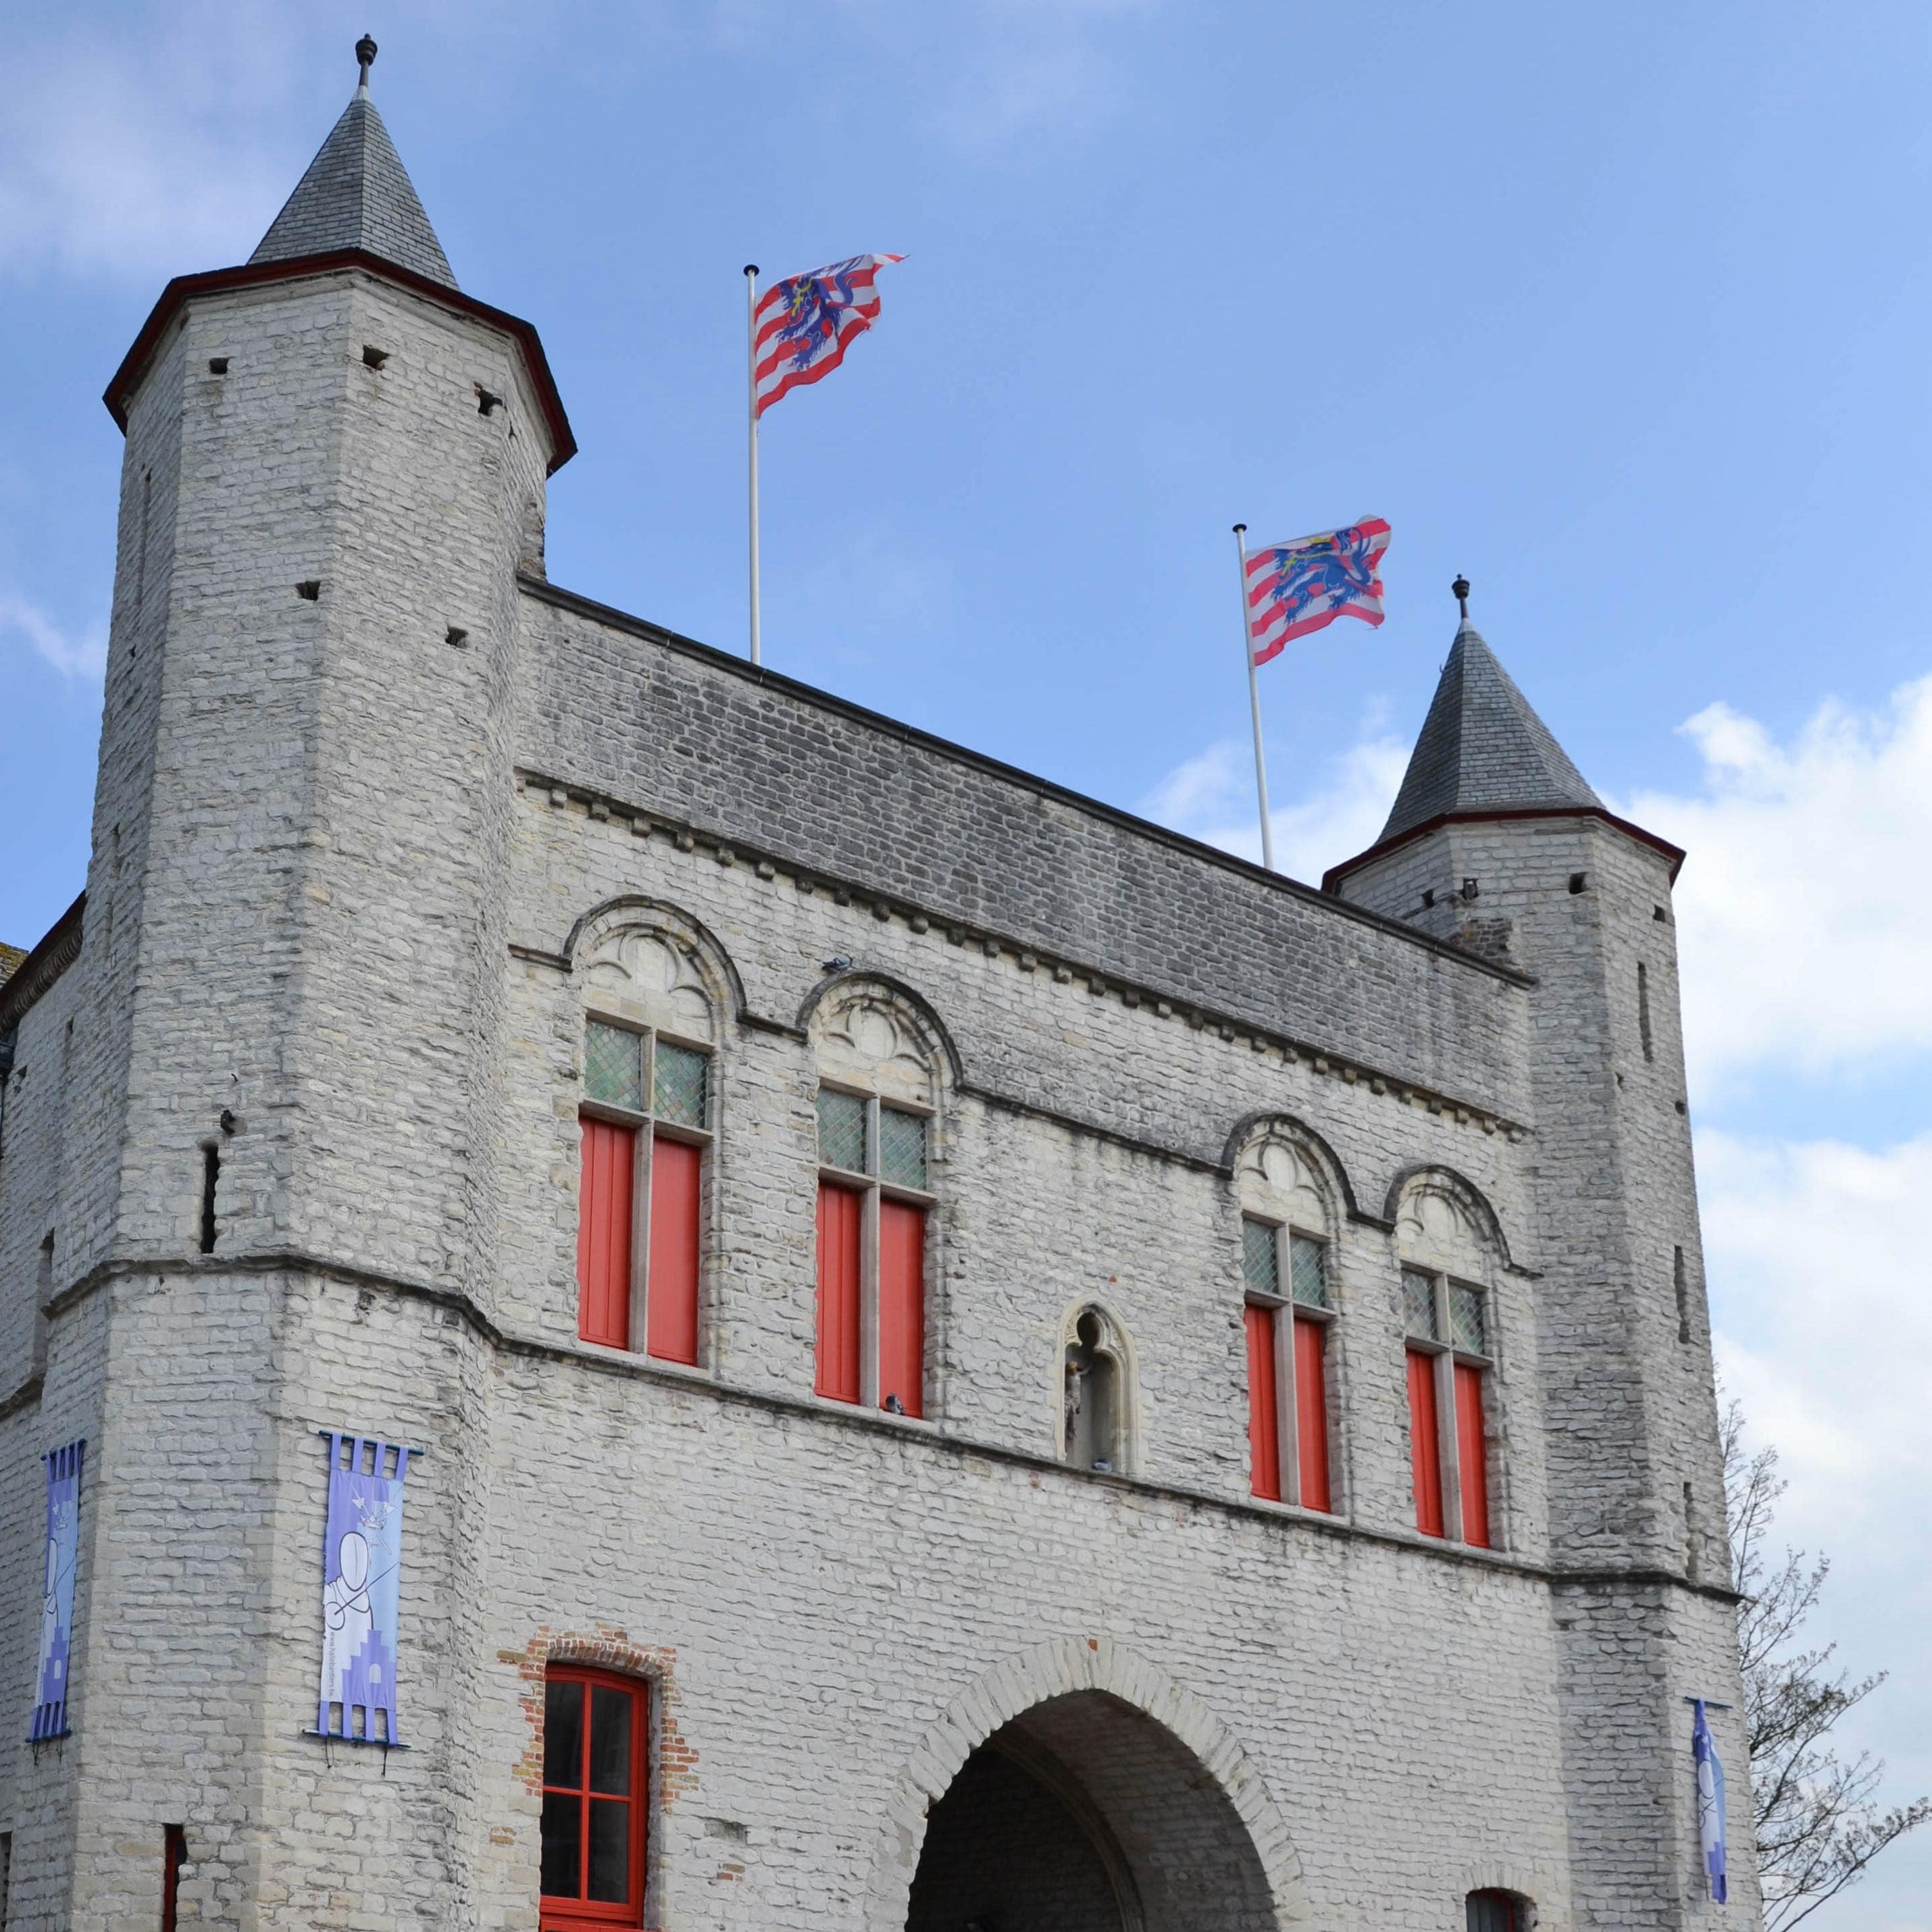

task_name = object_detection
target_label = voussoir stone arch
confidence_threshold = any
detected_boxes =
[1227,1114,1352,1239]
[1386,1163,1514,1277]
[864,1635,1310,1931]
[565,897,744,1043]
[802,971,959,1106]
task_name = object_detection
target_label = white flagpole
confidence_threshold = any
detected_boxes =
[744,264,763,666]
[1233,524,1275,871]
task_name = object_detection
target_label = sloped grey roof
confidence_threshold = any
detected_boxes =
[1379,621,1600,842]
[249,84,456,288]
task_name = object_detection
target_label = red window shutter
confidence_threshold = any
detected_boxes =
[878,1200,925,1417]
[576,1119,635,1350]
[1455,1361,1491,1548]
[1244,1302,1281,1500]
[646,1136,701,1365]
[815,1183,863,1404]
[1293,1315,1331,1512]
[1407,1346,1445,1537]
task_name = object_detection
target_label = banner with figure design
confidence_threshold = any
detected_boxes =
[29,1438,85,1742]
[1692,1698,1729,1903]
[315,1431,418,1746]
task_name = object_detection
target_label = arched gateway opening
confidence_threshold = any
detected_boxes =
[867,1639,1305,1932]
[894,1677,1295,1931]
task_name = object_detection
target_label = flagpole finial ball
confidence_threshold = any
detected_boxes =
[744,263,759,278]
[1232,522,1247,534]
[1452,575,1471,619]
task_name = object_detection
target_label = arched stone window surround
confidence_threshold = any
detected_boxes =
[565,901,738,1365]
[1463,1880,1548,1931]
[1228,1115,1348,1514]
[803,975,952,1416]
[1390,1165,1514,1549]
[522,1634,691,1932]
[567,897,742,1042]
[796,970,961,1098]
[861,1634,1310,1931]
[1052,1298,1141,1477]
[1221,1110,1360,1222]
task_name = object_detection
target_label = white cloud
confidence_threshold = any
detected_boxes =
[1623,675,1932,1096]
[0,594,106,680]
[1702,1127,1932,1923]
[1138,727,1408,884]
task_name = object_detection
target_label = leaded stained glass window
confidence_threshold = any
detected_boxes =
[1403,1267,1440,1341]
[653,1041,708,1128]
[584,1020,644,1112]
[1242,1217,1280,1298]
[1290,1234,1329,1309]
[817,1089,867,1173]
[879,1106,928,1190]
[1449,1281,1488,1356]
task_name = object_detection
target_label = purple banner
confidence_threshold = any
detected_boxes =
[30,1438,85,1742]
[315,1432,416,1746]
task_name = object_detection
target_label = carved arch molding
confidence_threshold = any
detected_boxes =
[865,1635,1309,1931]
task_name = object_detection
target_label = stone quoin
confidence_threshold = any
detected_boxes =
[0,41,1756,1932]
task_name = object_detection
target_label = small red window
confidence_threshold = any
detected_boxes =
[541,1668,647,1928]
[1293,1315,1331,1513]
[1245,1302,1281,1500]
[1407,1346,1445,1537]
[646,1136,701,1366]
[815,1183,863,1403]
[878,1200,926,1417]
[577,1121,635,1350]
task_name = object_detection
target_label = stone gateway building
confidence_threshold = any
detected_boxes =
[0,50,1756,1932]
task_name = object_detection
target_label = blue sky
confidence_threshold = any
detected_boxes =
[5,5,1931,1922]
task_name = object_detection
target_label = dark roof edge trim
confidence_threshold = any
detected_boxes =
[0,894,86,1037]
[517,572,1533,988]
[103,252,576,474]
[1321,805,1687,894]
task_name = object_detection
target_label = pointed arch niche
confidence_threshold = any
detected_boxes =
[1054,1300,1140,1477]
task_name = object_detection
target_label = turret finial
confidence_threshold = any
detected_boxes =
[355,34,378,91]
[1452,574,1471,622]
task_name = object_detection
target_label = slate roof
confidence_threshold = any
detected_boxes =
[0,942,25,991]
[249,82,456,288]
[1378,621,1600,843]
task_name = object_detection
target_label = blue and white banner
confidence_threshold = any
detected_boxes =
[1693,1698,1729,1903]
[30,1438,85,1742]
[315,1432,417,1746]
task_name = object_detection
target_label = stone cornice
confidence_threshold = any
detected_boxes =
[0,892,84,1038]
[515,767,1536,1147]
[36,1248,1741,1608]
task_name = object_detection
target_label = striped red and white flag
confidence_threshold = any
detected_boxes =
[1244,517,1392,665]
[753,254,904,418]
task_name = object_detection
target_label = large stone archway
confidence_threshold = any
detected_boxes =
[867,1638,1306,1931]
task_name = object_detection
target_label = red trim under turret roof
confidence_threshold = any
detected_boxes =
[1322,804,1685,894]
[102,250,577,474]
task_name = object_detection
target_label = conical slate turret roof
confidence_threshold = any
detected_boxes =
[1377,619,1600,844]
[250,76,456,288]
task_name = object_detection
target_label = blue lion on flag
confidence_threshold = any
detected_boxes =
[773,259,866,374]
[1266,523,1382,622]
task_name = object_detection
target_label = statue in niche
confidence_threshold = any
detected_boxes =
[1063,1310,1118,1473]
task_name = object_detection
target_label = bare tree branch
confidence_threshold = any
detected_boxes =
[1723,1395,1932,1930]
